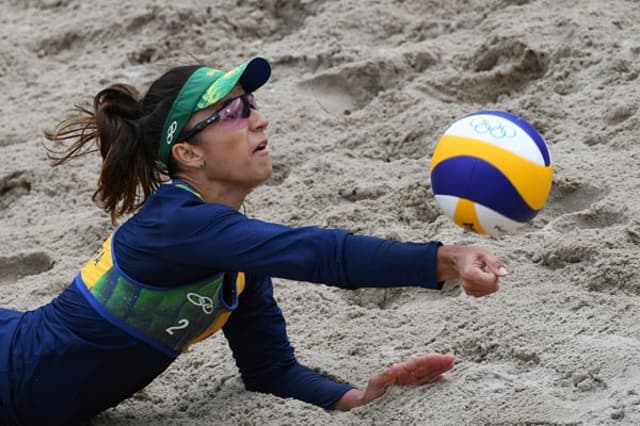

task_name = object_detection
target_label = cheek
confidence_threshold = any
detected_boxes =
[206,130,250,168]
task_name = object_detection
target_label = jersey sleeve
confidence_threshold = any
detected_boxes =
[222,274,353,408]
[116,187,443,289]
[167,204,443,290]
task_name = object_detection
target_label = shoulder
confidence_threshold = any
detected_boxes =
[153,184,238,217]
[126,184,244,234]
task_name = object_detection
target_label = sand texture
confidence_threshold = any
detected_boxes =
[1,0,640,425]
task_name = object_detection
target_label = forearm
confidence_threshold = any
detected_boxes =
[249,227,443,289]
[243,361,354,409]
[223,275,354,409]
[184,211,443,289]
[245,228,443,290]
[340,235,442,289]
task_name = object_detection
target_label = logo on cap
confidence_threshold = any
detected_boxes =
[166,121,178,145]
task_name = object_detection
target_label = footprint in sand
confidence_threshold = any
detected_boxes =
[536,240,640,296]
[548,176,606,213]
[221,0,320,41]
[0,133,25,148]
[33,29,84,58]
[430,36,548,103]
[9,0,73,10]
[386,182,441,225]
[297,50,439,116]
[298,59,393,115]
[0,252,55,285]
[539,175,623,231]
[345,287,407,310]
[581,254,640,295]
[536,244,597,271]
[0,171,32,210]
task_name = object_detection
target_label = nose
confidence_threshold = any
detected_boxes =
[250,108,268,131]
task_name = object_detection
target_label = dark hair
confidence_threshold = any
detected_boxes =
[45,65,201,224]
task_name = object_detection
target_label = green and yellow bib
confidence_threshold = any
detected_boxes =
[75,234,245,357]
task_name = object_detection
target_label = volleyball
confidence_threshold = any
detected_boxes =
[430,111,553,236]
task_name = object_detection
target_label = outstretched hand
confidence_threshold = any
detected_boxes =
[437,245,508,297]
[333,353,455,411]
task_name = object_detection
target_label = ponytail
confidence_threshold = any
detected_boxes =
[45,84,157,224]
[45,65,200,225]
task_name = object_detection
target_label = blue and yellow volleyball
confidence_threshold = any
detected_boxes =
[430,111,552,236]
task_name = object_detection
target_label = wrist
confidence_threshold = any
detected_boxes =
[436,245,460,282]
[333,388,364,411]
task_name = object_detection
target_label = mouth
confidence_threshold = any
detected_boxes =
[253,139,268,153]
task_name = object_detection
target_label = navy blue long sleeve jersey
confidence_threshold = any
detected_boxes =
[0,181,442,425]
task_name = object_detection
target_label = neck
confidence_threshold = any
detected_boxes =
[175,175,249,210]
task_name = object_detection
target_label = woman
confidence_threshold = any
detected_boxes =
[0,57,507,425]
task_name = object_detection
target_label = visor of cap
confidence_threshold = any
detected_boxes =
[195,57,271,111]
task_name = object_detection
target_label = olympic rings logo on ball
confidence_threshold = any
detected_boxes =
[470,118,516,139]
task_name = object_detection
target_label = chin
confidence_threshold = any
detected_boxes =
[251,167,272,188]
[260,169,273,185]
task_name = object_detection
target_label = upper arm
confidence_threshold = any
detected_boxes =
[169,206,352,284]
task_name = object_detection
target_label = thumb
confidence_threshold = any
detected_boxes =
[483,255,508,277]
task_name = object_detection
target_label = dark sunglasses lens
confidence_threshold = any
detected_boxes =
[246,94,257,109]
[239,94,257,118]
[241,99,251,118]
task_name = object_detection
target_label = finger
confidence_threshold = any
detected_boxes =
[462,287,481,297]
[417,355,455,384]
[463,269,500,294]
[389,360,421,385]
[464,286,497,297]
[473,279,499,295]
[462,283,493,297]
[412,354,455,376]
[362,354,456,405]
[472,286,499,297]
[416,353,455,369]
[411,367,452,386]
[367,369,395,390]
[479,252,508,277]
[389,362,415,385]
[416,373,446,385]
[462,277,494,292]
[470,265,501,285]
[395,354,455,385]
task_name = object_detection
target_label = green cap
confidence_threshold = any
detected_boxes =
[158,57,271,170]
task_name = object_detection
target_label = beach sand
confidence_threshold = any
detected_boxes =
[1,0,640,424]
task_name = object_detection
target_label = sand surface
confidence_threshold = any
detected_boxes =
[1,0,640,425]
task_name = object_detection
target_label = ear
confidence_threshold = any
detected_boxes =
[171,142,204,170]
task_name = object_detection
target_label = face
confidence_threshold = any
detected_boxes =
[182,85,271,191]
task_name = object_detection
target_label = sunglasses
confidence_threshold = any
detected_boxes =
[179,93,258,141]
